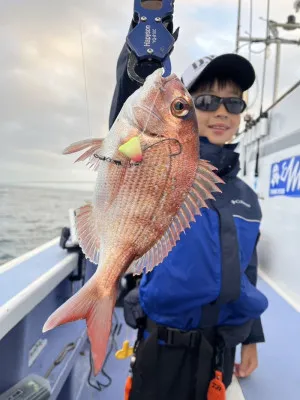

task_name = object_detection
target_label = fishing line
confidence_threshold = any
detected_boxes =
[93,137,182,167]
[93,72,183,168]
[87,310,119,392]
[143,137,182,157]
[139,84,162,137]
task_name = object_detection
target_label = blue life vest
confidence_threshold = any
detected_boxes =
[139,138,269,331]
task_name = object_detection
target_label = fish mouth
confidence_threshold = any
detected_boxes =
[158,74,180,92]
[161,73,178,84]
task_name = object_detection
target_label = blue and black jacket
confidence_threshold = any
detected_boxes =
[109,43,268,346]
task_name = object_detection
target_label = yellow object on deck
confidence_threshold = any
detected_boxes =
[115,340,134,359]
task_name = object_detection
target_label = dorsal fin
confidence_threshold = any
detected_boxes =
[63,138,104,171]
[129,159,223,276]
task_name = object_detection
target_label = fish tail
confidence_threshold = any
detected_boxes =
[42,274,117,376]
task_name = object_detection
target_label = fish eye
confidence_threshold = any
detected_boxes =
[171,98,190,118]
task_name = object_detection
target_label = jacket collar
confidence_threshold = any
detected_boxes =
[199,137,240,178]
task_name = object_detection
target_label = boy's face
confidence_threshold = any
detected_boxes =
[192,80,242,146]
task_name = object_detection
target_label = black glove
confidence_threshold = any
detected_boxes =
[123,287,146,329]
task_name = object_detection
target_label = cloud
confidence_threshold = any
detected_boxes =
[1,0,299,185]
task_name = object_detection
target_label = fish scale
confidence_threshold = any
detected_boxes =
[102,145,170,248]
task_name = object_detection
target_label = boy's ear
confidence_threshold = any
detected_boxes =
[243,90,248,103]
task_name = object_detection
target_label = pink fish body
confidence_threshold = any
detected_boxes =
[43,69,223,375]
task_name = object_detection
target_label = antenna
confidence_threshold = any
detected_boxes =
[236,1,300,105]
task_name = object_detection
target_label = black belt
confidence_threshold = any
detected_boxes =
[145,318,216,348]
[138,318,219,399]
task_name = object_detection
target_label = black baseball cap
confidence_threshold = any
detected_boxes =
[181,54,255,93]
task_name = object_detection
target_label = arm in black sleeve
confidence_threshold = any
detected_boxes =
[109,24,161,129]
[108,40,139,129]
[242,238,266,345]
[109,16,175,129]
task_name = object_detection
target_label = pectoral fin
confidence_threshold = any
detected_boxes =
[63,138,104,171]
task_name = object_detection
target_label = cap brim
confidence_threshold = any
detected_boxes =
[190,54,255,92]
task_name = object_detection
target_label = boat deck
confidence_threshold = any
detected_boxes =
[83,275,300,400]
[0,240,298,399]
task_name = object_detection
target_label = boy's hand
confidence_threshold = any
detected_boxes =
[234,344,258,378]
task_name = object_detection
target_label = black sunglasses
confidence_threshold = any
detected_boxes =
[193,94,247,115]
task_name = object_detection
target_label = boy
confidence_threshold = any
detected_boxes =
[109,21,268,400]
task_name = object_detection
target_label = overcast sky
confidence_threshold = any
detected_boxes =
[1,0,300,186]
